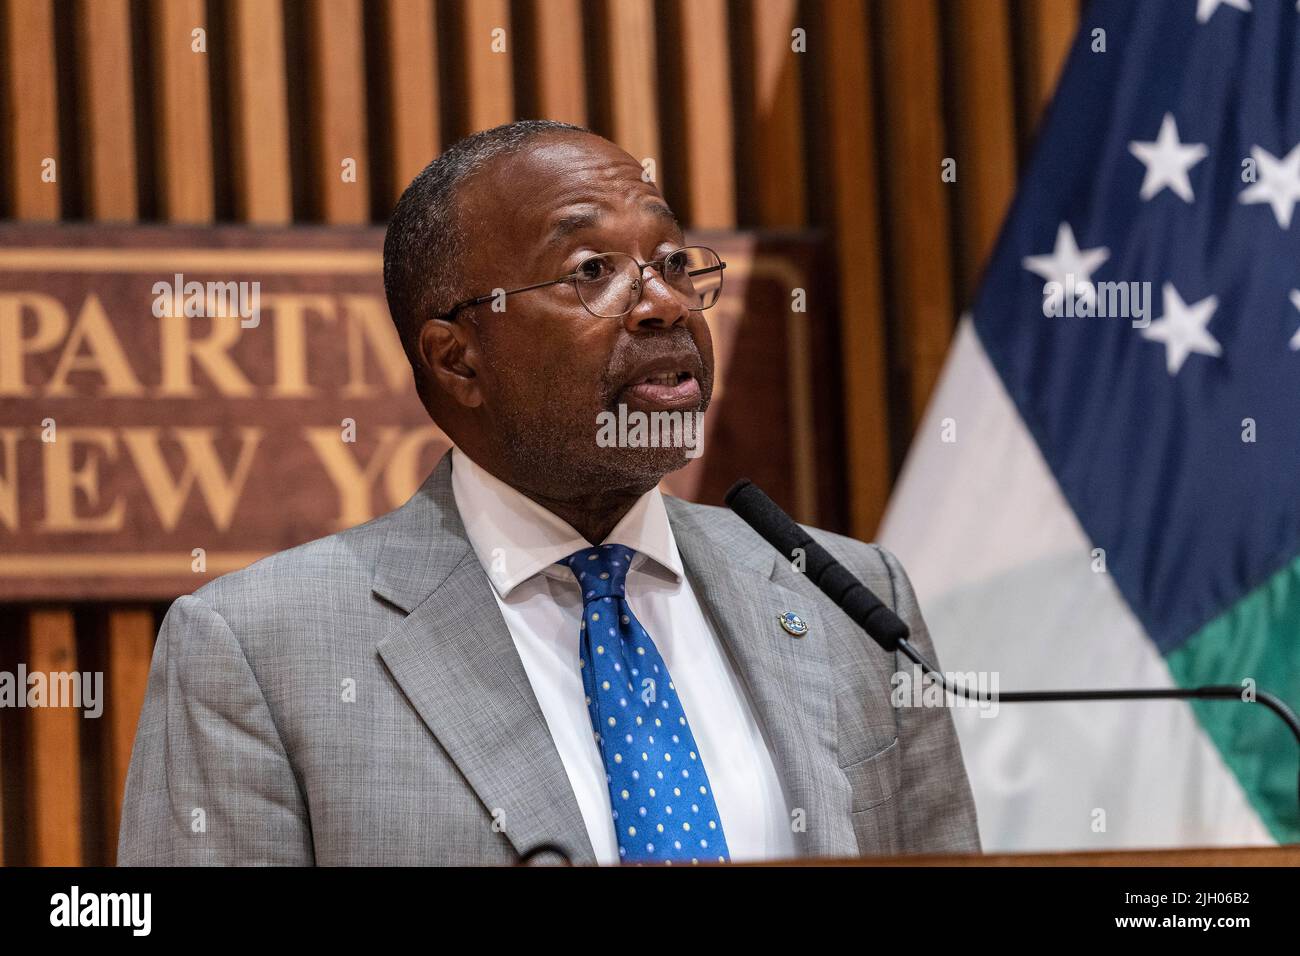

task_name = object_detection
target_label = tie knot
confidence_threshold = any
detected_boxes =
[561,543,635,601]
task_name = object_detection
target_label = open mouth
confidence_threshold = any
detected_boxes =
[621,369,702,410]
[636,370,691,387]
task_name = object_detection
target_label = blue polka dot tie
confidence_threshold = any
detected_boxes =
[561,543,731,865]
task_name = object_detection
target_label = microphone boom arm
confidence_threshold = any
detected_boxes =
[725,477,1300,820]
[896,636,1300,818]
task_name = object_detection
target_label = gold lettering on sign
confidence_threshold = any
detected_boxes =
[0,293,68,396]
[158,314,256,397]
[383,427,444,504]
[46,294,146,397]
[40,427,127,532]
[304,426,403,528]
[304,425,442,527]
[119,427,263,532]
[342,295,410,397]
[266,294,337,397]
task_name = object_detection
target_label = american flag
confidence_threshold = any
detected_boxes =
[962,0,1300,839]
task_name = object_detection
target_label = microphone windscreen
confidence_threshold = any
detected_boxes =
[725,479,809,559]
[726,478,910,652]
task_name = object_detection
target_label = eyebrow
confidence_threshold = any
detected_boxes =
[543,201,682,251]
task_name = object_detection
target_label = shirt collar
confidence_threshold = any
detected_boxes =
[449,446,684,598]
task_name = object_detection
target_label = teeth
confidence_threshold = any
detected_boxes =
[642,372,680,386]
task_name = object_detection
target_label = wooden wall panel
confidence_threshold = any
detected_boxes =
[75,0,137,220]
[876,0,955,437]
[948,0,1018,303]
[1018,0,1081,135]
[74,0,155,865]
[675,0,735,229]
[751,0,806,228]
[748,0,814,523]
[601,0,660,172]
[26,610,82,865]
[228,0,293,223]
[150,0,214,222]
[5,0,75,867]
[530,0,586,126]
[3,0,61,219]
[820,0,891,540]
[307,0,369,223]
[105,609,154,862]
[459,0,514,132]
[383,0,441,206]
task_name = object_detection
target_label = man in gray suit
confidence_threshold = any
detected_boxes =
[119,120,980,866]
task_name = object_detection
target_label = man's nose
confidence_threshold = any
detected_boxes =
[622,265,690,332]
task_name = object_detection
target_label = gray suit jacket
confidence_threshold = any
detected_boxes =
[118,454,980,865]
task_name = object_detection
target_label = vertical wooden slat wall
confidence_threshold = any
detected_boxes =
[3,0,60,220]
[105,609,153,861]
[307,0,369,222]
[673,0,734,229]
[819,0,892,540]
[458,0,513,133]
[4,0,73,868]
[947,0,1018,302]
[600,0,660,173]
[1017,0,1080,136]
[749,0,805,229]
[0,0,1083,864]
[75,0,137,221]
[77,0,149,864]
[151,0,214,222]
[381,0,441,207]
[875,0,956,451]
[26,610,80,865]
[229,0,293,224]
[529,0,585,126]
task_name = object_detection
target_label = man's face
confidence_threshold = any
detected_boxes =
[445,133,716,496]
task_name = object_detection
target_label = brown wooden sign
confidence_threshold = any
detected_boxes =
[0,224,839,600]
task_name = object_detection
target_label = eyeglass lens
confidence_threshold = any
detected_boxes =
[573,247,723,317]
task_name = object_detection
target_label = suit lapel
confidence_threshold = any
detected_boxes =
[372,455,596,865]
[367,457,858,863]
[666,497,858,859]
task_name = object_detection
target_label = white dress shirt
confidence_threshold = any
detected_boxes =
[449,446,796,864]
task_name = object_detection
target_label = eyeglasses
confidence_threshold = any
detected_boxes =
[438,245,726,322]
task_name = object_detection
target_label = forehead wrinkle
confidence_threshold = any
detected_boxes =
[545,205,603,247]
[541,197,682,255]
[645,200,682,235]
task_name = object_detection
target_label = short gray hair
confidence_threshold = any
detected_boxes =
[382,119,590,371]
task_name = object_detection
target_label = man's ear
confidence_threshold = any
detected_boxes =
[417,317,483,408]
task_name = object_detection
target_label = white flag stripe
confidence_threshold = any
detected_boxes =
[880,318,1272,851]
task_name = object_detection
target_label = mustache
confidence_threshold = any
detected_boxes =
[601,328,710,395]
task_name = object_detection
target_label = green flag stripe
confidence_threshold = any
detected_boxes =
[1165,553,1300,843]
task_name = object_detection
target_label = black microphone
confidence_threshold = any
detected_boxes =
[724,479,909,651]
[725,477,1300,816]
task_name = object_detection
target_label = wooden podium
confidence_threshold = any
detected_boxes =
[805,845,1300,866]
